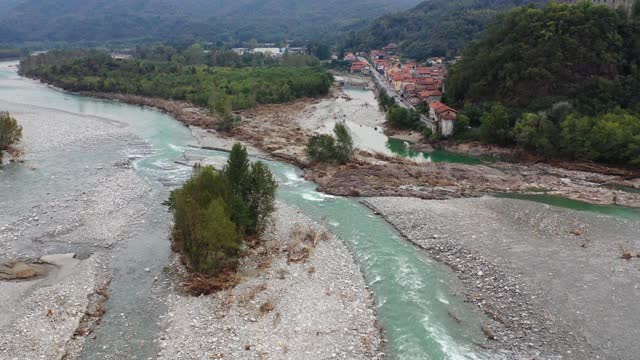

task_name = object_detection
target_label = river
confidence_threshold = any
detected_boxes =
[4,61,639,359]
[0,61,494,359]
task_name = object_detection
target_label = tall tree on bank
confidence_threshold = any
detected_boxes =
[0,111,22,164]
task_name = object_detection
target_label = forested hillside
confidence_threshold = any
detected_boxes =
[343,0,547,59]
[0,0,421,45]
[444,2,640,166]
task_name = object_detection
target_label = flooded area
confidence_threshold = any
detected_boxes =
[3,61,640,359]
[0,61,494,359]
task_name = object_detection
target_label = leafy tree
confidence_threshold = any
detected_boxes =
[19,50,334,117]
[333,123,355,163]
[306,134,338,162]
[246,162,278,235]
[343,0,547,60]
[306,123,355,164]
[480,103,512,145]
[453,114,470,137]
[378,89,396,111]
[224,144,252,230]
[445,2,639,112]
[560,111,640,164]
[171,166,240,275]
[0,111,22,164]
[169,142,278,274]
[423,127,433,141]
[386,105,421,129]
[514,112,558,157]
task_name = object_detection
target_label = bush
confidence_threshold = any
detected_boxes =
[169,143,278,275]
[422,127,433,141]
[479,103,513,146]
[386,105,421,129]
[0,111,22,164]
[306,123,354,164]
[514,112,559,157]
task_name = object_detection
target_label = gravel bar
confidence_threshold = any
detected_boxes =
[364,196,640,360]
[158,201,383,360]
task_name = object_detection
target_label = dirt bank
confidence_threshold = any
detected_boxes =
[365,196,640,359]
[81,90,640,208]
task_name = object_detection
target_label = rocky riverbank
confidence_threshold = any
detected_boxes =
[364,196,640,359]
[0,98,153,359]
[158,200,382,360]
[58,84,637,208]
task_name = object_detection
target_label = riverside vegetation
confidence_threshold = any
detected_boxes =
[0,111,22,164]
[444,2,640,166]
[19,48,333,127]
[168,144,277,288]
[306,123,355,164]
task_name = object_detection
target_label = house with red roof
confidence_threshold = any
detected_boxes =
[429,102,458,136]
[418,90,442,104]
[350,61,370,74]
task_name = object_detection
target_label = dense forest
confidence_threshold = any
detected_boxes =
[0,0,421,46]
[342,0,546,59]
[19,48,333,119]
[444,2,640,166]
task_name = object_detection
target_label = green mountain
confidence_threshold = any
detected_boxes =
[0,0,422,45]
[445,2,640,165]
[343,0,548,59]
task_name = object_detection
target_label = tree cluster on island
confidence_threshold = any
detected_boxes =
[167,144,277,284]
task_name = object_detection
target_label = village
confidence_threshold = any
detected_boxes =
[345,44,460,136]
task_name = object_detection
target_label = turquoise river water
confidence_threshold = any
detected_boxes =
[2,61,639,359]
[0,61,492,359]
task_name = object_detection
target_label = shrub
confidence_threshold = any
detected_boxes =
[423,127,433,141]
[386,105,421,129]
[479,103,513,146]
[0,111,23,164]
[306,134,337,162]
[306,123,354,164]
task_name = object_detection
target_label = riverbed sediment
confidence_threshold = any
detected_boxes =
[364,196,640,359]
[0,96,153,359]
[158,201,382,360]
[2,64,384,359]
[78,87,640,208]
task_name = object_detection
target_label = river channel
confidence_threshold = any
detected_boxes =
[2,61,638,359]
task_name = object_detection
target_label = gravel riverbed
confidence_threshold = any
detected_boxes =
[0,99,153,359]
[364,196,640,360]
[158,201,382,360]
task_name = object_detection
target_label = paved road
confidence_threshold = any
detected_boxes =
[359,56,434,129]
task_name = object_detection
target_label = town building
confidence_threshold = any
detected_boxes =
[429,102,458,136]
[350,61,371,74]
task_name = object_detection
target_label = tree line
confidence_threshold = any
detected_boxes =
[19,49,333,119]
[444,2,640,166]
[342,0,547,60]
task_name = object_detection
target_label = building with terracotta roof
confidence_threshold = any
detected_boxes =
[429,102,458,136]
[350,61,370,74]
